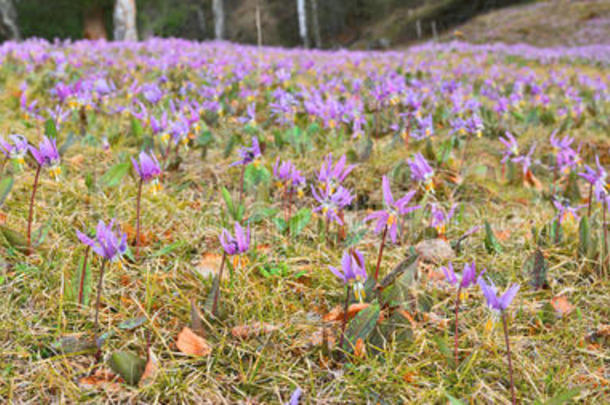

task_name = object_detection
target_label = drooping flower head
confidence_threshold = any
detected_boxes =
[478,278,519,312]
[579,155,608,203]
[311,184,354,225]
[552,198,583,224]
[512,143,536,174]
[132,150,162,189]
[550,132,581,174]
[0,134,29,166]
[441,261,484,289]
[76,219,127,262]
[219,222,250,256]
[231,136,262,167]
[29,136,61,179]
[364,176,420,243]
[407,152,434,191]
[317,153,355,191]
[430,203,457,235]
[499,132,519,164]
[329,248,367,301]
[273,157,305,195]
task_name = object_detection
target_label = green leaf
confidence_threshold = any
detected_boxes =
[289,208,311,237]
[221,187,234,214]
[0,177,14,207]
[58,132,76,155]
[523,249,548,290]
[244,164,270,190]
[118,316,147,330]
[0,225,28,253]
[204,275,220,315]
[100,162,130,188]
[131,117,144,139]
[544,388,581,405]
[272,217,287,233]
[152,241,184,257]
[343,301,380,352]
[433,335,454,368]
[578,215,592,258]
[50,335,96,355]
[108,351,146,386]
[446,394,466,405]
[484,221,502,254]
[44,118,57,139]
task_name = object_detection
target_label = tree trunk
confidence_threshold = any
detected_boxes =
[310,0,321,48]
[296,0,308,48]
[84,6,107,40]
[113,0,138,41]
[0,0,19,41]
[213,0,225,40]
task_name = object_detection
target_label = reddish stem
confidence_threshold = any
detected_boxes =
[27,164,42,254]
[373,225,388,282]
[93,259,108,363]
[78,246,91,305]
[587,182,593,217]
[454,285,462,367]
[211,252,226,316]
[501,311,517,405]
[135,178,143,261]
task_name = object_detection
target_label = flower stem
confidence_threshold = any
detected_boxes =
[603,204,608,272]
[93,259,108,362]
[339,284,351,350]
[78,246,91,306]
[373,225,388,282]
[501,311,517,405]
[211,252,227,316]
[587,182,593,217]
[454,285,462,367]
[135,178,143,261]
[27,164,42,254]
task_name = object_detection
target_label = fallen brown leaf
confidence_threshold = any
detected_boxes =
[354,338,366,359]
[323,303,370,322]
[139,349,159,386]
[231,322,279,339]
[524,170,542,191]
[551,296,574,317]
[79,369,123,391]
[176,327,212,356]
[196,252,223,278]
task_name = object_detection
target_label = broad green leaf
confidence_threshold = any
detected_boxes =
[108,351,146,386]
[272,217,287,233]
[0,225,28,253]
[59,132,76,155]
[221,186,234,215]
[0,177,14,207]
[100,161,130,188]
[289,208,311,237]
[484,221,502,254]
[50,335,96,355]
[578,215,592,258]
[131,117,144,139]
[544,388,581,405]
[118,316,147,330]
[44,118,57,139]
[446,394,466,405]
[523,249,548,290]
[343,301,380,352]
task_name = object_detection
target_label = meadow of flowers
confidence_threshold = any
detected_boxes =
[0,38,609,403]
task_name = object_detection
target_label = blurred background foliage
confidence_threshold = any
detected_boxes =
[10,0,590,48]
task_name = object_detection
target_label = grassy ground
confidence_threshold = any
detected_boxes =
[0,42,609,403]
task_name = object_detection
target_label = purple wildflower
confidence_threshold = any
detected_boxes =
[580,156,607,202]
[499,132,519,164]
[311,185,354,226]
[512,143,536,174]
[132,151,162,184]
[329,248,367,301]
[441,262,485,289]
[76,220,127,262]
[317,154,355,190]
[430,203,456,235]
[219,222,250,255]
[231,137,262,167]
[407,153,434,191]
[29,136,61,180]
[552,199,583,224]
[364,176,420,243]
[478,278,520,312]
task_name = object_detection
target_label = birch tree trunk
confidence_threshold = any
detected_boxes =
[296,0,308,48]
[113,0,138,41]
[0,0,19,41]
[213,0,225,40]
[310,0,321,48]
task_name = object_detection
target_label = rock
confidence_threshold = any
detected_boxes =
[414,239,455,263]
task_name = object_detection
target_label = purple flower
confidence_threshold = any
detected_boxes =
[407,153,434,191]
[311,185,353,225]
[0,134,29,164]
[231,137,262,167]
[579,156,607,202]
[478,278,519,312]
[329,248,367,301]
[76,220,127,262]
[552,199,583,224]
[430,203,456,235]
[499,132,519,164]
[273,158,305,195]
[441,262,485,289]
[132,151,162,183]
[512,143,536,174]
[317,154,355,190]
[286,387,302,405]
[364,176,420,243]
[29,136,60,168]
[219,222,250,255]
